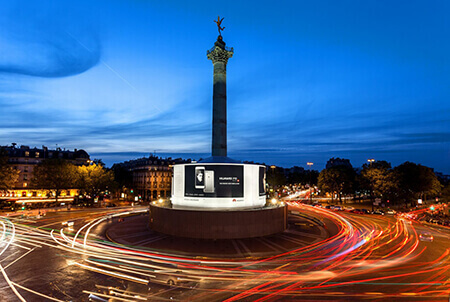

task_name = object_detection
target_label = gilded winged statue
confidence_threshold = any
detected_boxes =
[214,16,225,36]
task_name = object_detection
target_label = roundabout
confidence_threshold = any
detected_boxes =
[0,205,449,301]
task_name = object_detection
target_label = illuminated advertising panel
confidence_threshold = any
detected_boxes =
[259,166,266,196]
[185,165,243,198]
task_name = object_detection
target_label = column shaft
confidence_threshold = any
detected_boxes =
[212,61,227,157]
[207,39,233,157]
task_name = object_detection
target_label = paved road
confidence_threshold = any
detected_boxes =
[0,205,449,301]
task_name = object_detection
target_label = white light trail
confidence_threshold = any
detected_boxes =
[82,290,144,302]
[12,282,66,302]
[73,262,148,284]
[72,219,93,248]
[83,217,107,248]
[0,219,15,256]
[4,248,35,270]
[0,264,26,302]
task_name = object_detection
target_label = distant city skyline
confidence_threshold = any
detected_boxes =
[1,1,449,173]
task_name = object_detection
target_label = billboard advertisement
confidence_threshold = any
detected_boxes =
[259,166,266,196]
[185,165,244,198]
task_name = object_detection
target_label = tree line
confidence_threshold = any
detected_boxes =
[31,158,115,204]
[268,158,449,206]
[0,148,20,190]
[1,151,449,207]
[0,155,115,204]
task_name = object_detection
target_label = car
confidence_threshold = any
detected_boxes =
[330,205,342,211]
[372,209,385,215]
[360,209,371,214]
[351,209,364,214]
[386,209,396,215]
[343,206,355,211]
[419,232,433,242]
[405,213,417,220]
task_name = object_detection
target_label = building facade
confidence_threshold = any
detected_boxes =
[1,144,90,197]
[116,156,189,201]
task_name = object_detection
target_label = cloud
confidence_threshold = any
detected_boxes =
[0,3,100,78]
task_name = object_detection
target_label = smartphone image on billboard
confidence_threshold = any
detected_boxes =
[204,170,215,193]
[195,167,205,189]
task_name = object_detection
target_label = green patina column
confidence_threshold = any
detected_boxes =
[207,35,233,157]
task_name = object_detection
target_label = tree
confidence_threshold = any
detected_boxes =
[77,163,115,201]
[287,169,319,186]
[111,163,133,188]
[318,163,356,203]
[31,158,77,203]
[326,157,352,169]
[92,159,105,167]
[0,148,19,190]
[441,185,450,203]
[394,162,442,206]
[361,160,397,203]
[267,167,287,188]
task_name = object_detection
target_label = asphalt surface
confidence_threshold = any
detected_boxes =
[106,211,330,259]
[0,205,448,301]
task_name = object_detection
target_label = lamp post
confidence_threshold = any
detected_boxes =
[367,158,375,211]
[307,162,313,204]
[269,165,276,198]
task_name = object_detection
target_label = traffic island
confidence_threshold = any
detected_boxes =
[105,210,329,259]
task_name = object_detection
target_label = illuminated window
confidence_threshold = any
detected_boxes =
[25,151,29,157]
[23,183,27,187]
[35,152,39,157]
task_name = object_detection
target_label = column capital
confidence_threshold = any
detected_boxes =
[207,45,233,65]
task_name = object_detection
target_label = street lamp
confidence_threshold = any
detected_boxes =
[307,162,313,204]
[367,158,375,211]
[269,165,276,198]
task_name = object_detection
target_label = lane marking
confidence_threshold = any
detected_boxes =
[231,240,244,257]
[4,248,35,269]
[0,264,26,302]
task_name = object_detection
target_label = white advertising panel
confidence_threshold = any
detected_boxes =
[172,163,266,209]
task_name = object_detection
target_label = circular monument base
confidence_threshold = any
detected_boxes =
[149,204,288,239]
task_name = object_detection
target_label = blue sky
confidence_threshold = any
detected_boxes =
[1,1,449,173]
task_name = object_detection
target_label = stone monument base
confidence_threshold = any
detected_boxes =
[149,204,288,239]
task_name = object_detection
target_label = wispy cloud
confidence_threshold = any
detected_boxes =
[0,3,100,78]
